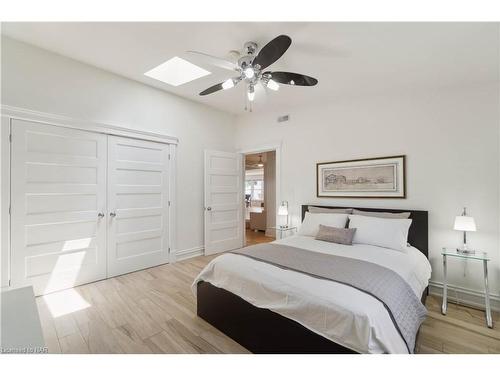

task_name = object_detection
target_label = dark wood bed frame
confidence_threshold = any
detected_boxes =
[197,205,429,354]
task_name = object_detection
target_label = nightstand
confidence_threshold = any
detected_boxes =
[441,248,493,328]
[268,226,297,240]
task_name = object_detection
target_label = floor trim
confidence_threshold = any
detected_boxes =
[175,246,204,261]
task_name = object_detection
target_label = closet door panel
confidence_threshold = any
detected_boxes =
[10,120,107,295]
[107,136,170,277]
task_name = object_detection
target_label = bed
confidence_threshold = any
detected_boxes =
[193,205,431,354]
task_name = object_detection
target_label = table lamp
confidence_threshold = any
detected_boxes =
[278,201,289,228]
[454,207,477,255]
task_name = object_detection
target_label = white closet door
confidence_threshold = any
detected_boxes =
[11,120,107,295]
[107,136,170,277]
[204,150,243,255]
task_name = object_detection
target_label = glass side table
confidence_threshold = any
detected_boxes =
[441,248,492,328]
[268,226,297,240]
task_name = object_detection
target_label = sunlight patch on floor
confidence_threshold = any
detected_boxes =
[43,242,91,317]
[42,288,91,318]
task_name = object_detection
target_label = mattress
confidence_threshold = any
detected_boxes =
[192,235,431,353]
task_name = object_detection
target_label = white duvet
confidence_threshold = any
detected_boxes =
[192,235,431,354]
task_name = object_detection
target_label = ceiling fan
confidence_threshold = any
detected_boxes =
[246,155,265,169]
[187,35,318,109]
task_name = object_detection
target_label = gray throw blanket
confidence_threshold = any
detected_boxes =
[231,243,427,353]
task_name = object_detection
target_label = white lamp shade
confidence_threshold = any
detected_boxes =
[454,216,476,232]
[267,79,280,91]
[278,205,288,216]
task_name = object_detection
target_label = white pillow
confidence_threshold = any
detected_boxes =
[347,214,412,252]
[298,212,348,237]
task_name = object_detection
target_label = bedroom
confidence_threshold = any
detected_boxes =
[1,1,499,373]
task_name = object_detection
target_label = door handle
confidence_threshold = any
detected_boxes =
[206,207,212,211]
[98,212,105,218]
[110,212,117,217]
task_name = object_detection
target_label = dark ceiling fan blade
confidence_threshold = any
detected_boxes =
[199,82,225,96]
[253,35,292,70]
[268,71,318,86]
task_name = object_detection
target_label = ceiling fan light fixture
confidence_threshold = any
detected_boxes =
[195,35,319,107]
[244,67,255,79]
[266,79,279,91]
[257,155,264,167]
[247,86,255,102]
[222,78,235,90]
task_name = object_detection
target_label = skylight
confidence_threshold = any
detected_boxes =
[144,56,211,86]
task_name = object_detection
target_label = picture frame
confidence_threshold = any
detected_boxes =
[316,155,406,198]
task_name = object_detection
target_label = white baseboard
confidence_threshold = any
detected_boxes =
[175,246,204,261]
[429,281,500,312]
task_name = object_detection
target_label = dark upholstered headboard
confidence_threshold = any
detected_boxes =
[302,205,428,258]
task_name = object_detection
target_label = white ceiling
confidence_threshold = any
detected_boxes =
[2,22,498,115]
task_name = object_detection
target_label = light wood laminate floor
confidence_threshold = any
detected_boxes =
[36,254,500,354]
[245,229,274,246]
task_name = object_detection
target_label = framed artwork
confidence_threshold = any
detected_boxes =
[316,155,406,198]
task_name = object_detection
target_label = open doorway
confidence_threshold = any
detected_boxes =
[244,151,276,246]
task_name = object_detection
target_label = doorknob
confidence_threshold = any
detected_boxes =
[98,212,105,218]
[206,207,212,211]
[110,212,117,217]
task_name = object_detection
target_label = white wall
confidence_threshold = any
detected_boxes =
[1,36,236,262]
[235,85,500,304]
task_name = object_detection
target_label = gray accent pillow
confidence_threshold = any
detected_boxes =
[352,209,411,219]
[308,206,353,214]
[315,224,357,245]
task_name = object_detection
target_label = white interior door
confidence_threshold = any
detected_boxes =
[204,150,243,255]
[11,120,107,295]
[107,136,170,277]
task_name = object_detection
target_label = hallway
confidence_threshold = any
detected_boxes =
[245,229,274,246]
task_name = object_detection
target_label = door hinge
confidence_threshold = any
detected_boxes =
[8,204,11,215]
[168,154,171,160]
[168,201,171,206]
[9,134,12,142]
